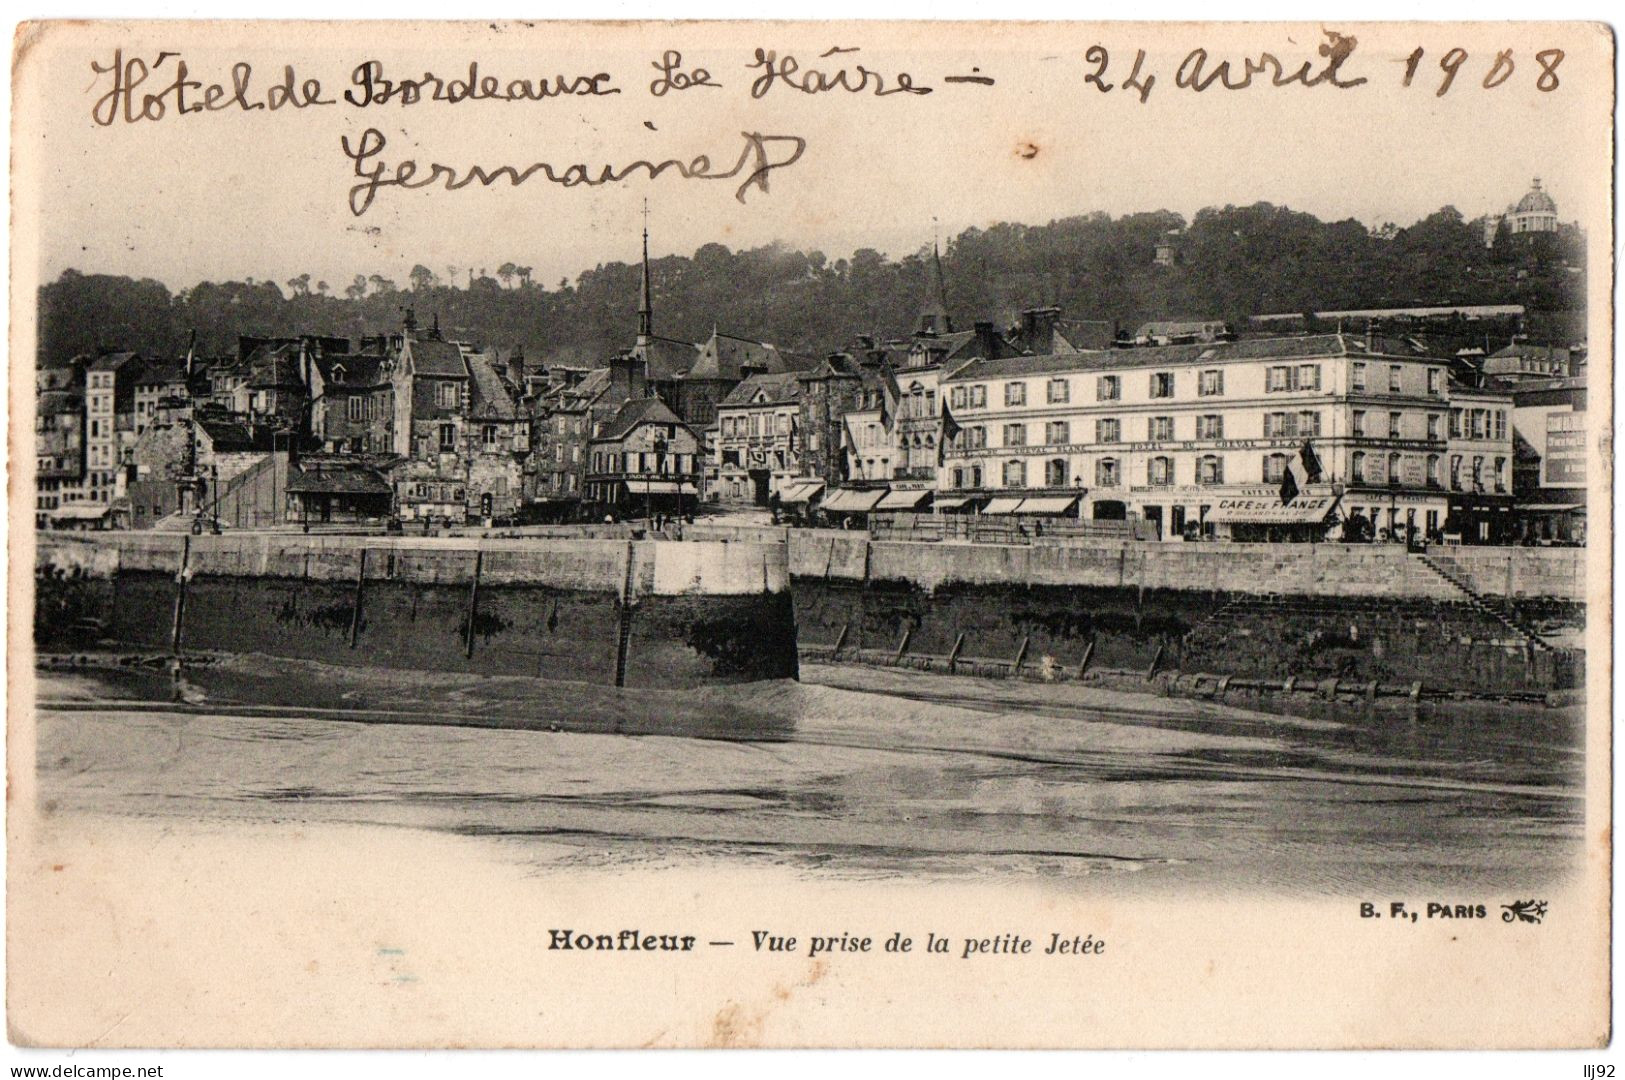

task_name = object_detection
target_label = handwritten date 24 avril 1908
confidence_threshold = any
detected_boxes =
[81,32,1571,216]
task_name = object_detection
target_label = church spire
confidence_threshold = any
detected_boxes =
[637,199,653,345]
[914,223,952,337]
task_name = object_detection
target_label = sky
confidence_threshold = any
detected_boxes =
[14,20,1613,295]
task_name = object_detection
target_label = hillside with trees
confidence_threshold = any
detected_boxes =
[36,203,1587,367]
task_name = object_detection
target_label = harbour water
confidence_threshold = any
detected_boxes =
[32,655,1582,894]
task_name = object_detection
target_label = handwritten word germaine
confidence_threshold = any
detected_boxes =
[341,127,808,216]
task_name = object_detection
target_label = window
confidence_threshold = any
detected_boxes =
[951,387,966,409]
[439,424,456,451]
[1005,382,1026,407]
[1494,410,1507,440]
[1046,459,1068,487]
[1150,372,1175,398]
[1095,418,1120,443]
[1196,414,1223,439]
[1263,453,1289,482]
[952,467,964,489]
[1047,378,1070,404]
[1267,366,1291,392]
[1388,452,1402,486]
[1148,456,1173,486]
[1096,375,1120,401]
[966,426,987,449]
[1388,412,1402,438]
[1427,415,1441,441]
[1471,456,1484,490]
[971,385,987,408]
[1427,368,1443,395]
[1470,410,1487,439]
[437,382,459,408]
[1449,409,1462,438]
[1149,416,1174,441]
[1388,365,1403,393]
[924,390,936,415]
[1196,455,1223,485]
[1003,423,1027,447]
[1426,455,1441,488]
[482,425,498,449]
[1450,454,1462,489]
[1297,365,1322,391]
[1045,421,1070,445]
[1351,451,1366,483]
[1494,457,1507,492]
[1004,459,1027,488]
[1297,411,1321,437]
[1095,458,1120,487]
[1265,412,1294,438]
[1199,369,1224,396]
[970,465,983,487]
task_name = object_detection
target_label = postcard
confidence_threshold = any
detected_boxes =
[7,18,1612,1049]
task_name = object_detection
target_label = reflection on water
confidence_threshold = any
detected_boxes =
[33,656,1582,894]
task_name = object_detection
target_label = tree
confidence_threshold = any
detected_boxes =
[497,262,517,289]
[286,273,311,297]
[410,264,438,291]
[316,280,330,296]
[345,275,368,301]
[516,266,533,288]
[368,274,396,295]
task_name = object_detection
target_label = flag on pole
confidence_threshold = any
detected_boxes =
[1279,463,1300,505]
[938,404,962,466]
[876,359,901,430]
[1300,439,1323,483]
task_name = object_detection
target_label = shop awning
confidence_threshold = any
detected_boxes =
[777,480,825,505]
[50,503,110,521]
[1517,503,1585,513]
[625,479,699,496]
[982,497,1026,515]
[821,488,887,513]
[1015,496,1079,516]
[1208,494,1341,525]
[934,496,977,511]
[876,489,932,511]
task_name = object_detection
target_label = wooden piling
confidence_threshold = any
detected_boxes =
[1077,636,1096,677]
[464,549,482,660]
[170,534,191,656]
[349,548,367,649]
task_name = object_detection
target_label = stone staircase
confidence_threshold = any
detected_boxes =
[1415,552,1555,653]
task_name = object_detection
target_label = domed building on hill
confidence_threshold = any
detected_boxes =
[1481,178,1561,245]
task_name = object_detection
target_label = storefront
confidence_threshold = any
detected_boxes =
[1207,492,1342,543]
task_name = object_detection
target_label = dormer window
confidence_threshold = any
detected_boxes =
[332,364,346,384]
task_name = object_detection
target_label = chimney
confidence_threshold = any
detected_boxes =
[973,320,1002,359]
[608,353,647,402]
[506,347,526,389]
[1020,307,1061,355]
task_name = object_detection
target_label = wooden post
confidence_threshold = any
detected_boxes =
[1013,635,1029,673]
[349,548,367,649]
[1146,642,1164,680]
[464,549,482,660]
[1077,636,1096,677]
[170,534,191,656]
[832,621,850,655]
[894,628,912,662]
[948,632,966,673]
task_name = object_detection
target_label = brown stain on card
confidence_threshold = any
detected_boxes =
[1014,140,1041,160]
[708,957,829,1047]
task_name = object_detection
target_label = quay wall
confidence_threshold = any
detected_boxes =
[787,534,1585,602]
[785,535,1585,693]
[34,533,796,688]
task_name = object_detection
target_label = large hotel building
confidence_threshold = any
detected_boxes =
[937,333,1515,541]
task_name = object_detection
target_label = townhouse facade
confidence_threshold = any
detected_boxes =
[714,371,805,504]
[938,333,1505,541]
